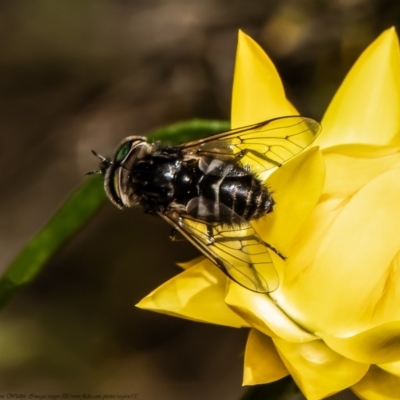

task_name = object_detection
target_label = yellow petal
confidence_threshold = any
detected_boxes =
[225,281,316,343]
[320,28,400,148]
[279,167,400,335]
[243,329,288,385]
[274,337,369,400]
[378,361,400,378]
[136,260,249,328]
[352,365,400,400]
[320,321,400,364]
[254,147,325,255]
[231,30,297,129]
[176,256,206,270]
[322,145,400,200]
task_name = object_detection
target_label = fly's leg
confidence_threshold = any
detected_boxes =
[205,224,215,245]
[262,242,286,260]
[170,227,178,241]
[170,227,186,242]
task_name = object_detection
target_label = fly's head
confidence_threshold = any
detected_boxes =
[89,136,150,209]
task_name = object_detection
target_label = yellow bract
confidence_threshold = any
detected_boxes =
[273,338,368,400]
[352,366,400,399]
[137,28,400,399]
[253,147,325,256]
[280,167,400,335]
[231,31,297,128]
[319,28,400,149]
[137,259,249,328]
[244,329,288,385]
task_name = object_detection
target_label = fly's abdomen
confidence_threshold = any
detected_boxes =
[221,175,273,220]
[198,171,273,222]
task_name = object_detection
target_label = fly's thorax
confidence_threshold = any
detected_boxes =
[103,136,155,209]
[130,151,196,213]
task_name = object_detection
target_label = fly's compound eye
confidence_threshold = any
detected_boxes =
[116,141,132,162]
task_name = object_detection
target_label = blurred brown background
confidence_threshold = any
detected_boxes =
[0,1,399,399]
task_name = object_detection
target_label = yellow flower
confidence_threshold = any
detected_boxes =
[137,29,400,399]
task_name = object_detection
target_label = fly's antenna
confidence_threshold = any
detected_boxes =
[91,149,107,161]
[87,149,112,175]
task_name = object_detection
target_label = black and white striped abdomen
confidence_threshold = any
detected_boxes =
[195,157,274,222]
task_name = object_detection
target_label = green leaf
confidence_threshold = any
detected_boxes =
[149,119,230,143]
[1,119,229,309]
[0,175,106,307]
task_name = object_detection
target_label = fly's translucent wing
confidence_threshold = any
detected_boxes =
[158,206,280,293]
[152,116,319,291]
[181,116,321,180]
